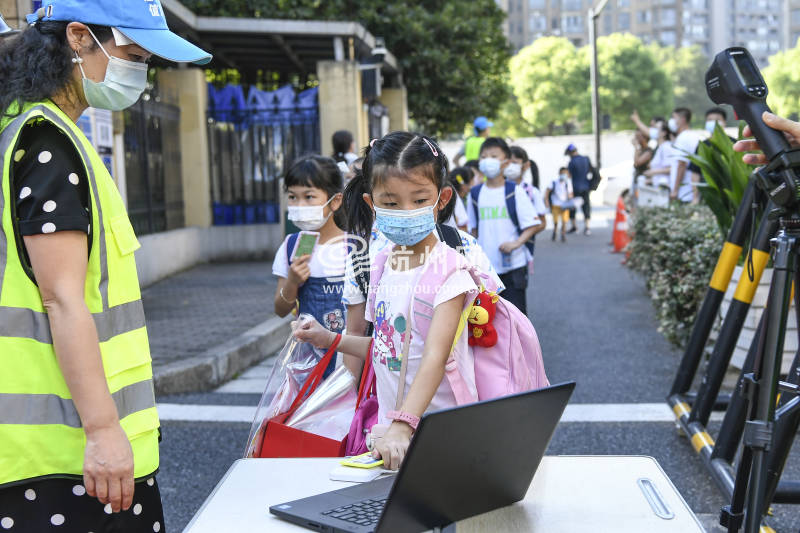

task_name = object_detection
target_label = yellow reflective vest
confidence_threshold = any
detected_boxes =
[0,101,159,487]
[464,136,486,162]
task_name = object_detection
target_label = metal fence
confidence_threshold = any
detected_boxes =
[207,84,320,226]
[123,97,184,236]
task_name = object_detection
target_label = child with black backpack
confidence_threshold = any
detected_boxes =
[467,138,541,315]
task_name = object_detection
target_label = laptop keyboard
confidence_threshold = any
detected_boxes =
[322,498,387,527]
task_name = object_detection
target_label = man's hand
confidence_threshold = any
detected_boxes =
[734,111,800,166]
[83,424,135,512]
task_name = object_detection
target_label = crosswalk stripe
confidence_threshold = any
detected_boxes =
[156,402,726,424]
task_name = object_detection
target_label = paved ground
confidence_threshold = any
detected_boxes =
[142,262,277,376]
[154,207,800,532]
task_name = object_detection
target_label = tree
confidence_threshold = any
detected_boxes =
[763,39,800,118]
[181,0,510,135]
[578,34,673,130]
[650,44,712,126]
[508,37,588,134]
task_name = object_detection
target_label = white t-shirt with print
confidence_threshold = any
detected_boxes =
[467,184,538,274]
[670,130,699,202]
[548,175,573,208]
[364,255,477,425]
[272,234,347,281]
[342,227,504,306]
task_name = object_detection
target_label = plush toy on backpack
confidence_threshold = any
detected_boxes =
[468,291,499,348]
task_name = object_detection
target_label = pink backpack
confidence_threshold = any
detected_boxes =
[367,242,549,405]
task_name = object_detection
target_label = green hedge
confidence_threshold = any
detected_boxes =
[627,205,722,347]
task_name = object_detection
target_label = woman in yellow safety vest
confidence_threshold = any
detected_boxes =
[0,2,210,531]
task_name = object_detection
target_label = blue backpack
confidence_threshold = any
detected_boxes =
[470,181,535,255]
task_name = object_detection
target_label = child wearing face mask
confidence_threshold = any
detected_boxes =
[467,138,540,315]
[294,132,485,470]
[273,155,345,378]
[545,167,574,243]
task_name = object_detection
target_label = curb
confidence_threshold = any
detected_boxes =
[152,315,293,395]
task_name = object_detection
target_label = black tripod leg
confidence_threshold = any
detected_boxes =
[670,183,756,396]
[744,232,796,533]
[691,208,779,426]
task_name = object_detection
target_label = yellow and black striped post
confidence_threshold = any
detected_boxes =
[689,209,778,426]
[670,183,759,396]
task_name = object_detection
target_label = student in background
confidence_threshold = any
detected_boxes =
[464,159,484,187]
[454,116,492,166]
[332,130,359,168]
[545,167,573,243]
[468,138,539,315]
[444,167,471,231]
[507,146,547,267]
[273,155,346,379]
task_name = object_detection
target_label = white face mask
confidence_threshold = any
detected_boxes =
[668,118,679,133]
[287,196,335,231]
[705,120,718,134]
[504,162,522,181]
[479,157,503,179]
[649,127,659,141]
[77,28,148,111]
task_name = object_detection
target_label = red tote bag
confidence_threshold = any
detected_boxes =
[256,336,348,458]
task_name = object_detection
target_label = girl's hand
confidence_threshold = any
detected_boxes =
[499,241,519,254]
[734,112,800,166]
[292,316,336,349]
[287,255,312,286]
[372,422,413,470]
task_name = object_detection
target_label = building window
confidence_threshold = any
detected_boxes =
[552,16,560,30]
[636,9,650,23]
[529,14,547,31]
[792,9,800,25]
[563,0,582,10]
[617,0,631,6]
[617,12,631,30]
[659,30,676,45]
[603,13,613,33]
[562,14,584,32]
[529,0,546,8]
[659,8,676,25]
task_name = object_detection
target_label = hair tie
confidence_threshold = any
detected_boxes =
[422,138,438,157]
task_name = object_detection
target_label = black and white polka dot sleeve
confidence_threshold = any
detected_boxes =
[12,121,91,236]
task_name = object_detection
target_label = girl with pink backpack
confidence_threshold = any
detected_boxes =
[294,132,548,471]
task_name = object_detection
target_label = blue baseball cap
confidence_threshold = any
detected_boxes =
[564,143,577,155]
[27,0,212,65]
[473,116,493,132]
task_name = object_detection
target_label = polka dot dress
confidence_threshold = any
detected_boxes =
[11,122,91,264]
[0,476,164,532]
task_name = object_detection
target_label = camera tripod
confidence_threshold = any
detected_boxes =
[720,214,800,533]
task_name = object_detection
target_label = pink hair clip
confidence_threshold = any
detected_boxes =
[422,138,438,157]
[370,139,377,148]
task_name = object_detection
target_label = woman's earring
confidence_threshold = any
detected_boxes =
[72,52,83,64]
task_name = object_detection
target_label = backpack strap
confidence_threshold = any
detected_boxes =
[436,224,466,256]
[504,180,521,235]
[365,248,392,321]
[348,234,371,299]
[469,184,482,233]
[286,232,300,266]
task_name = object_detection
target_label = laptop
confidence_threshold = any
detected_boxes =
[269,381,575,532]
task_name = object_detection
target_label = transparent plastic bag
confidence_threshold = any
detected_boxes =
[244,314,327,457]
[286,365,357,440]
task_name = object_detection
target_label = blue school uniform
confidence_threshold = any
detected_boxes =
[286,233,345,379]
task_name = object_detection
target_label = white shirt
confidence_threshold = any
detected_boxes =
[445,197,469,229]
[649,142,672,187]
[364,257,476,425]
[467,184,538,274]
[670,130,699,202]
[272,234,347,281]
[342,227,504,306]
[547,175,573,208]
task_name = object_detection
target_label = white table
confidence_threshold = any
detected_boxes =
[184,456,705,532]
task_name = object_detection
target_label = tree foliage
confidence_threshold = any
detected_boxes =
[181,0,510,135]
[508,37,587,134]
[763,39,800,118]
[650,44,711,126]
[580,34,673,130]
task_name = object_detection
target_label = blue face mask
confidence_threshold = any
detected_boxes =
[374,194,440,247]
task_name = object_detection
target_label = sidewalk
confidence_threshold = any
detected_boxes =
[142,261,291,395]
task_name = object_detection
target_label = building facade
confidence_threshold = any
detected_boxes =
[502,0,787,67]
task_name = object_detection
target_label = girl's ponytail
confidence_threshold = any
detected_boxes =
[343,164,373,240]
